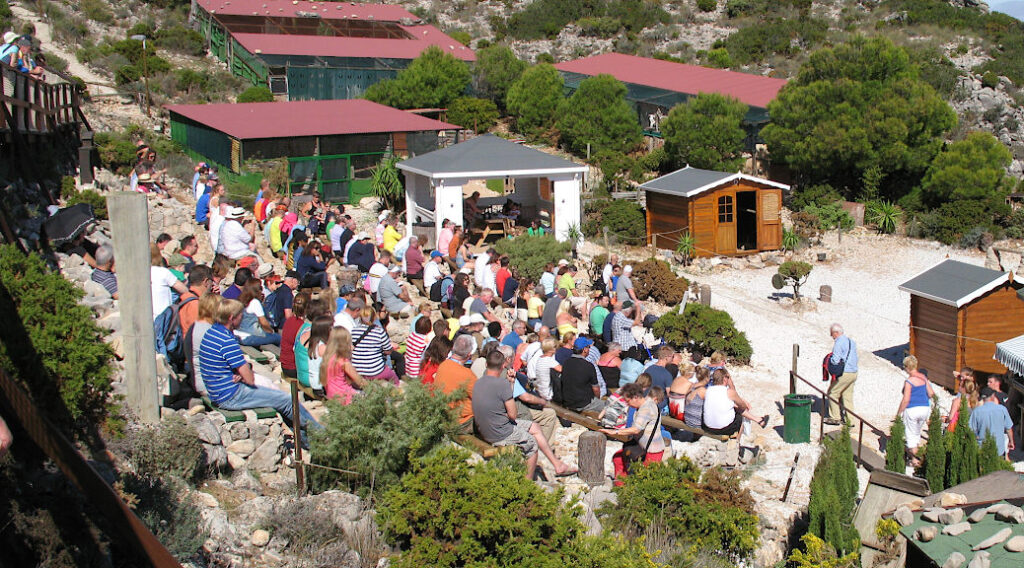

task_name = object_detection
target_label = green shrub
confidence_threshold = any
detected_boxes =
[448,29,472,46]
[364,46,471,110]
[923,200,992,245]
[80,0,113,23]
[865,201,902,234]
[599,458,759,560]
[652,303,752,364]
[557,74,643,157]
[789,533,859,568]
[791,183,841,211]
[155,25,206,56]
[885,416,906,473]
[507,63,565,142]
[237,86,274,103]
[921,403,946,492]
[502,0,668,40]
[66,189,109,221]
[583,199,646,241]
[723,18,828,64]
[0,246,114,434]
[804,203,854,231]
[697,0,717,11]
[705,47,732,68]
[807,424,860,556]
[446,96,499,133]
[980,432,1014,475]
[310,382,459,496]
[494,234,573,282]
[0,0,10,31]
[118,416,205,482]
[577,16,622,37]
[118,473,207,559]
[777,260,812,300]
[260,500,364,566]
[946,398,979,488]
[380,446,658,567]
[982,70,1000,89]
[631,259,690,306]
[94,131,138,175]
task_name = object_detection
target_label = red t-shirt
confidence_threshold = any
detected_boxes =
[496,268,512,297]
[279,315,304,371]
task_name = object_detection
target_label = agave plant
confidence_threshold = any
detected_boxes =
[676,231,696,264]
[565,222,583,258]
[782,227,800,252]
[865,200,902,234]
[370,154,404,213]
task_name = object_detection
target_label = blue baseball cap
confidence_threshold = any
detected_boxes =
[574,337,594,350]
[430,250,443,258]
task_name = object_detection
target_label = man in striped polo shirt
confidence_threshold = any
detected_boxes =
[199,299,321,444]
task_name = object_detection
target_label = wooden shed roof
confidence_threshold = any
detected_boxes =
[898,259,1023,308]
[639,166,789,198]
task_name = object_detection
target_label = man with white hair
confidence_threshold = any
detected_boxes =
[91,244,119,299]
[616,264,639,309]
[825,323,858,425]
[378,265,416,317]
[602,254,619,294]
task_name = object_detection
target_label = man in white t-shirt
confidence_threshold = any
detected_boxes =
[474,248,493,289]
[366,250,392,294]
[423,250,444,290]
[334,297,363,330]
[151,264,189,319]
[218,207,258,260]
[602,253,618,293]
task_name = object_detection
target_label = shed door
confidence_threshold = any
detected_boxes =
[758,190,782,250]
[715,193,736,254]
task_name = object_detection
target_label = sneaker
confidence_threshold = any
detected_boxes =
[823,417,841,426]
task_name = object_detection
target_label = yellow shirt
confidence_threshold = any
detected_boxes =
[383,225,402,254]
[527,296,545,319]
[558,273,576,293]
[269,216,283,252]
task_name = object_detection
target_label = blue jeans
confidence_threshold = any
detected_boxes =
[219,383,322,433]
[238,333,281,347]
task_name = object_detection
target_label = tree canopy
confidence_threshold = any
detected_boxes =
[236,86,274,103]
[446,97,499,133]
[363,46,471,109]
[661,93,749,171]
[920,131,1012,206]
[472,45,528,110]
[507,63,565,142]
[556,74,642,156]
[762,36,956,201]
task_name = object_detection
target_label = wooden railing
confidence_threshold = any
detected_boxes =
[790,368,889,465]
[1,63,85,135]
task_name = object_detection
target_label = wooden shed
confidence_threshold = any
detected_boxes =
[640,166,789,256]
[898,259,1024,389]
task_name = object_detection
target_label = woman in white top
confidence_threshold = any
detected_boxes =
[207,185,226,253]
[702,369,767,436]
[533,338,561,401]
[150,244,188,318]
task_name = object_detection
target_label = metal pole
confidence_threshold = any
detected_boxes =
[143,40,151,117]
[791,343,799,394]
[781,453,800,502]
[858,420,864,463]
[107,192,159,423]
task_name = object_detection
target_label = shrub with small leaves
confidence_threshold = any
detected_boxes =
[237,86,274,103]
[982,70,1000,89]
[980,432,1014,475]
[631,259,690,305]
[885,416,906,473]
[788,533,859,568]
[583,199,646,242]
[778,260,813,299]
[446,96,499,133]
[697,0,718,12]
[117,416,205,482]
[494,234,573,283]
[66,189,109,220]
[652,303,752,364]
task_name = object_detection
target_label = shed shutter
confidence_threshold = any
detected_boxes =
[761,192,780,221]
[230,138,241,173]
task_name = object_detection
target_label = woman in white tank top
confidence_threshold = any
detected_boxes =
[703,384,736,430]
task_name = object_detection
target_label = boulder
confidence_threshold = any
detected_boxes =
[230,468,262,492]
[1005,536,1024,552]
[923,509,945,523]
[969,508,990,523]
[197,491,219,509]
[226,439,256,458]
[968,550,991,568]
[973,527,1012,550]
[203,443,228,471]
[942,522,972,536]
[941,493,968,508]
[251,529,270,547]
[995,505,1024,524]
[916,526,938,542]
[943,552,966,568]
[226,451,246,471]
[248,437,281,473]
[189,415,222,445]
[894,506,914,527]
[82,279,111,298]
[939,508,964,525]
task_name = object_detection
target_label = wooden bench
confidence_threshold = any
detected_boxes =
[661,415,731,442]
[240,345,270,365]
[548,403,631,442]
[282,375,325,401]
[454,434,519,459]
[201,396,277,423]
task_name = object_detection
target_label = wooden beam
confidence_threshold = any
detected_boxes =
[549,403,631,442]
[454,434,518,459]
[661,415,730,442]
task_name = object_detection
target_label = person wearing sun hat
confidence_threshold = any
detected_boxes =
[0,32,19,63]
[218,206,258,260]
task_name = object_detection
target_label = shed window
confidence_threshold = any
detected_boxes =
[718,195,733,223]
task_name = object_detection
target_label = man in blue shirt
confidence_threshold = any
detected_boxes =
[501,320,527,351]
[825,323,858,425]
[195,189,212,228]
[970,388,1015,457]
[199,299,321,444]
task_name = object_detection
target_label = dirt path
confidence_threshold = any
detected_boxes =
[10,3,118,96]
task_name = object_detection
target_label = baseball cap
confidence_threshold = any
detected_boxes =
[574,337,594,350]
[378,210,391,222]
[338,284,355,295]
[388,265,401,273]
[558,259,569,267]
[469,313,487,324]
[16,37,31,47]
[257,262,274,278]
[459,315,472,327]
[356,232,370,241]
[621,300,635,310]
[430,250,443,258]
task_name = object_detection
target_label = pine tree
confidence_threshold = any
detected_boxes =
[922,402,946,492]
[979,433,1014,475]
[886,416,906,473]
[808,428,861,556]
[946,398,979,487]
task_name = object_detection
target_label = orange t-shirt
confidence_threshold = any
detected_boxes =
[434,359,476,424]
[178,289,202,335]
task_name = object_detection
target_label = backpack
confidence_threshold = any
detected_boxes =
[154,296,197,374]
[429,275,455,306]
[264,288,286,330]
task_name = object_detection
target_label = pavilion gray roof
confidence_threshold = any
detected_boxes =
[396,134,587,179]
[640,165,789,198]
[898,259,1022,308]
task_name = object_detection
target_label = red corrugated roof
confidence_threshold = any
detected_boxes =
[554,53,787,109]
[232,25,476,60]
[165,99,460,140]
[197,0,414,21]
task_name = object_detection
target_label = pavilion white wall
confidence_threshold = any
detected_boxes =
[552,174,582,243]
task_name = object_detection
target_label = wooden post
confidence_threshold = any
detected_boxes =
[578,431,605,485]
[791,343,799,382]
[290,379,306,495]
[819,285,832,303]
[107,192,159,423]
[700,284,711,306]
[603,226,609,258]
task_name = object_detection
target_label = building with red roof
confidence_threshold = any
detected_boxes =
[191,0,474,100]
[167,99,460,203]
[554,53,787,140]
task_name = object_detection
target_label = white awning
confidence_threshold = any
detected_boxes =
[994,334,1024,376]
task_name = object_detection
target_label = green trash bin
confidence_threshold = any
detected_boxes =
[783,394,813,444]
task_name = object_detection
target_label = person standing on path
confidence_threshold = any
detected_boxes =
[825,323,858,425]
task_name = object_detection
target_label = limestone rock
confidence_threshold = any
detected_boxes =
[923,509,945,523]
[226,451,246,470]
[941,493,968,508]
[197,492,219,509]
[894,506,915,527]
[251,529,270,547]
[968,550,991,568]
[942,522,972,536]
[969,508,990,523]
[230,468,262,492]
[82,279,111,298]
[203,443,228,471]
[916,526,938,542]
[995,505,1024,524]
[973,527,1012,550]
[943,552,966,568]
[189,415,221,445]
[248,437,281,473]
[939,508,964,525]
[1004,535,1024,552]
[226,439,256,458]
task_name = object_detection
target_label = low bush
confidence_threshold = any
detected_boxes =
[117,416,205,482]
[804,203,854,231]
[652,303,752,363]
[885,416,906,473]
[310,382,460,496]
[982,70,1000,89]
[631,259,690,305]
[583,198,646,242]
[577,16,622,37]
[66,189,109,220]
[261,500,369,567]
[80,0,114,23]
[723,18,827,64]
[777,260,812,300]
[599,458,759,562]
[0,245,115,435]
[94,131,139,175]
[697,0,717,12]
[494,234,572,282]
[237,86,274,103]
[154,25,206,56]
[379,446,658,567]
[117,473,207,560]
[446,96,499,133]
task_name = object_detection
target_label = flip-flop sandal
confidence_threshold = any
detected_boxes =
[555,468,579,477]
[759,415,769,428]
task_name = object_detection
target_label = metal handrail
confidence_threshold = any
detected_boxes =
[789,369,890,465]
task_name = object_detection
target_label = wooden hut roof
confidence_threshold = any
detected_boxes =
[898,259,1023,308]
[639,166,789,198]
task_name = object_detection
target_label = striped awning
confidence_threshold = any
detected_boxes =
[994,334,1024,376]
